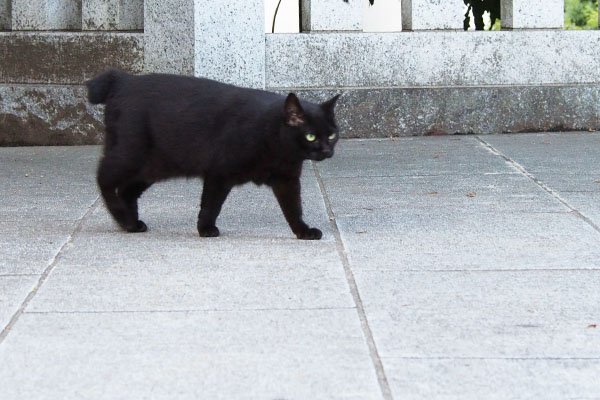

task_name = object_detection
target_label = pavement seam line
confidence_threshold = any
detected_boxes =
[381,356,600,361]
[0,195,102,344]
[312,162,394,400]
[475,136,600,235]
[24,306,359,315]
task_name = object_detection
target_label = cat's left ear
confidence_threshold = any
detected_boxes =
[284,93,306,127]
[321,94,341,117]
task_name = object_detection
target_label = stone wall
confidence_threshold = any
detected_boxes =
[268,0,600,136]
[0,0,144,145]
[1,0,599,145]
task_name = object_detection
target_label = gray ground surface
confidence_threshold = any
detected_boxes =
[1,133,599,399]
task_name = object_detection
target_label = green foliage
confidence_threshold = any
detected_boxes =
[345,0,599,31]
[565,0,598,29]
[361,0,500,30]
[464,0,500,30]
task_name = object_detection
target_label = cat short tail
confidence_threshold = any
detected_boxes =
[86,69,122,104]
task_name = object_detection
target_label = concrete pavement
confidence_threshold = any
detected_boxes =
[1,133,599,399]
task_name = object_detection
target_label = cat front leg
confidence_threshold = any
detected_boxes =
[272,177,322,240]
[197,177,232,237]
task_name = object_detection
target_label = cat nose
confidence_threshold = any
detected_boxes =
[322,149,334,158]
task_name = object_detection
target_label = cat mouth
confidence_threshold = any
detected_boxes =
[309,151,333,161]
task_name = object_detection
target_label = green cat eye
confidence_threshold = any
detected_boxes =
[328,133,337,140]
[305,133,316,142]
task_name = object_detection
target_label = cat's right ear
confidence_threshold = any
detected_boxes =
[284,93,305,127]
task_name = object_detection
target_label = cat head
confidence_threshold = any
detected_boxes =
[282,93,341,161]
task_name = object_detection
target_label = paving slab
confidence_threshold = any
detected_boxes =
[480,134,600,193]
[354,270,600,358]
[119,165,333,240]
[482,132,600,174]
[0,275,38,329]
[0,146,99,222]
[383,358,600,399]
[482,132,600,227]
[560,192,600,224]
[336,211,600,271]
[321,174,567,217]
[0,220,78,275]
[27,228,352,312]
[318,137,512,178]
[2,139,600,399]
[0,310,381,400]
[23,161,346,312]
[0,146,99,181]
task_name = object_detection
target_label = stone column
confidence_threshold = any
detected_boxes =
[0,0,10,30]
[82,0,143,30]
[12,0,82,30]
[501,0,564,29]
[194,0,264,88]
[402,0,464,30]
[144,0,265,89]
[144,0,195,75]
[301,0,363,32]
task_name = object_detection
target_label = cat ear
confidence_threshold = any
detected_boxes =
[321,94,340,116]
[284,93,305,127]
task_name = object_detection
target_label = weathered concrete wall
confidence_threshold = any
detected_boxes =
[402,0,464,30]
[285,85,600,137]
[0,85,103,146]
[301,0,363,31]
[0,31,142,145]
[144,0,264,87]
[1,1,599,145]
[267,31,600,137]
[12,0,82,30]
[502,0,564,29]
[0,0,10,30]
[144,0,194,75]
[82,0,144,31]
[194,0,264,88]
[266,31,600,88]
[120,0,143,30]
[0,32,144,84]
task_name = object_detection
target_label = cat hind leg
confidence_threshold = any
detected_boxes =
[97,156,147,233]
[118,180,152,232]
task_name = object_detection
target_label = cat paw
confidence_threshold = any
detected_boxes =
[198,225,220,237]
[126,220,148,233]
[296,227,322,240]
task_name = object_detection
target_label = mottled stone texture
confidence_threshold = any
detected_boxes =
[266,31,600,88]
[12,0,82,30]
[402,0,464,30]
[0,32,144,84]
[0,0,10,30]
[144,0,194,74]
[301,0,363,31]
[4,83,597,146]
[0,31,142,145]
[194,0,265,88]
[82,0,143,31]
[83,0,118,30]
[145,0,265,84]
[502,0,564,29]
[284,86,600,137]
[0,85,104,145]
[121,0,143,30]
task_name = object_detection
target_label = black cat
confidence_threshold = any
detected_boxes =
[86,69,340,240]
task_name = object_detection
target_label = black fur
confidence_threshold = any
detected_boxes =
[86,69,340,239]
